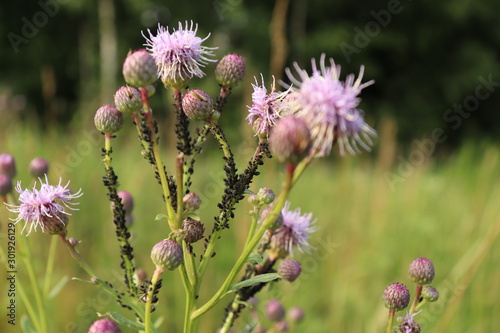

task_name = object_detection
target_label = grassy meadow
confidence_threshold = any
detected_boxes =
[1,119,499,333]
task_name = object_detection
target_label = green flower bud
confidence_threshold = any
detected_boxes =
[182,89,214,121]
[114,86,142,114]
[421,286,439,302]
[94,105,123,134]
[122,49,158,88]
[151,239,183,271]
[257,187,275,205]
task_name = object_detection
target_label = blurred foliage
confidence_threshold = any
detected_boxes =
[1,0,499,150]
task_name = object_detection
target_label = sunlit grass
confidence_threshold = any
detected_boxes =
[1,122,499,332]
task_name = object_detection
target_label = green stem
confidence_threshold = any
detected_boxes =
[386,310,395,333]
[43,235,58,297]
[144,268,163,333]
[192,164,295,320]
[19,233,48,333]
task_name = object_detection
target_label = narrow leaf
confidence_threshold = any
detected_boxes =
[48,275,70,299]
[107,312,145,330]
[228,273,280,292]
[155,213,168,221]
[20,315,37,333]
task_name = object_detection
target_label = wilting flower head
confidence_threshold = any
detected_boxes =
[143,21,217,89]
[283,53,376,156]
[247,75,291,137]
[5,176,82,235]
[269,201,317,258]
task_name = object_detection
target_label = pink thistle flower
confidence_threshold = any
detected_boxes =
[247,75,291,136]
[5,176,82,235]
[269,201,317,258]
[143,21,217,89]
[284,53,376,156]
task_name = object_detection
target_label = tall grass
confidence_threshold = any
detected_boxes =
[1,122,499,333]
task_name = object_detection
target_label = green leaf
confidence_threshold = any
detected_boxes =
[155,213,168,221]
[107,312,145,331]
[246,253,263,265]
[228,273,280,292]
[20,315,37,333]
[48,275,70,299]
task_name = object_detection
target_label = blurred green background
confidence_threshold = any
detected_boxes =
[1,0,499,332]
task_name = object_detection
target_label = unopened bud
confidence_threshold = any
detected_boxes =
[94,105,123,134]
[215,53,246,88]
[409,257,435,285]
[383,283,410,311]
[248,193,260,206]
[151,239,183,271]
[29,157,49,177]
[260,206,283,231]
[122,49,158,87]
[134,268,147,285]
[278,258,301,282]
[114,86,142,114]
[0,153,16,178]
[269,116,311,164]
[116,191,134,214]
[183,192,201,213]
[288,307,304,324]
[257,187,275,204]
[182,89,214,121]
[182,217,204,244]
[87,318,122,333]
[421,286,439,302]
[266,299,285,322]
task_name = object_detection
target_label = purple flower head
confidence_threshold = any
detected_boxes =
[269,201,317,258]
[5,176,82,235]
[283,53,376,156]
[143,21,217,89]
[247,75,291,137]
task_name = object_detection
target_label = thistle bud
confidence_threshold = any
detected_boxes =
[29,157,49,178]
[87,318,122,333]
[0,153,16,178]
[288,307,304,324]
[122,49,158,87]
[257,187,275,205]
[253,325,267,333]
[183,192,201,213]
[383,283,410,311]
[278,258,302,282]
[0,174,13,195]
[408,257,435,285]
[182,89,214,121]
[269,116,311,164]
[182,217,204,244]
[43,213,69,235]
[421,286,439,302]
[116,191,134,214]
[260,206,283,231]
[114,86,142,114]
[266,299,285,322]
[94,105,123,135]
[248,193,260,206]
[151,239,183,271]
[215,53,246,88]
